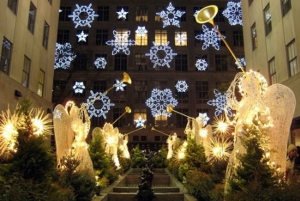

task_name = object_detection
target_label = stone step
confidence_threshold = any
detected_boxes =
[113,187,180,193]
[107,192,185,201]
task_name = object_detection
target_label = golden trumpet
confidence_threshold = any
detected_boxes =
[166,105,194,120]
[195,5,244,73]
[112,106,131,125]
[124,125,146,136]
[151,126,170,136]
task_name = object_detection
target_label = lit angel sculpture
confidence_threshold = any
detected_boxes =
[118,134,130,159]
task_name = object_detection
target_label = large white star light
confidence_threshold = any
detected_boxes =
[195,25,224,50]
[54,43,76,69]
[106,30,135,55]
[175,80,188,92]
[222,1,243,26]
[135,26,148,36]
[145,41,177,68]
[113,79,126,91]
[195,59,208,71]
[156,2,185,28]
[68,4,99,28]
[134,116,146,128]
[207,89,232,117]
[94,57,107,69]
[73,82,85,93]
[77,31,88,42]
[116,8,128,19]
[86,90,115,119]
[146,88,178,117]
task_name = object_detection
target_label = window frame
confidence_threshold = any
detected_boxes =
[0,38,13,75]
[22,56,31,87]
[28,2,36,34]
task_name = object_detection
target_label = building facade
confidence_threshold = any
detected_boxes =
[241,0,300,143]
[0,0,60,112]
[54,0,245,151]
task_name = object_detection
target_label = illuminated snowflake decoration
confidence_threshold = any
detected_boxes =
[156,2,185,28]
[207,89,232,117]
[222,1,243,26]
[146,88,178,117]
[197,113,210,126]
[175,33,187,44]
[54,43,76,69]
[106,30,135,55]
[94,57,107,69]
[135,26,148,36]
[195,25,224,50]
[73,82,85,93]
[68,4,98,28]
[77,31,88,42]
[195,59,208,71]
[175,80,188,92]
[134,116,146,128]
[86,91,115,119]
[113,79,126,91]
[145,41,177,68]
[235,57,246,69]
[116,8,128,19]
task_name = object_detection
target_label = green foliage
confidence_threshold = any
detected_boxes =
[151,146,167,168]
[131,145,146,168]
[117,148,131,174]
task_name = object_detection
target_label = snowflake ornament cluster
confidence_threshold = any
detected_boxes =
[134,116,146,128]
[113,79,127,91]
[73,82,85,93]
[135,26,148,36]
[85,90,115,119]
[94,57,107,69]
[145,41,177,68]
[175,81,188,92]
[146,88,178,117]
[106,30,135,55]
[197,113,210,126]
[77,31,88,42]
[156,2,185,28]
[195,25,224,50]
[116,8,128,19]
[195,59,208,71]
[207,89,232,117]
[54,43,76,69]
[175,33,187,45]
[68,4,99,28]
[222,1,243,26]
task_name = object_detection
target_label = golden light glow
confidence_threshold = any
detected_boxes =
[199,129,208,138]
[212,116,229,135]
[208,137,232,162]
[30,108,53,136]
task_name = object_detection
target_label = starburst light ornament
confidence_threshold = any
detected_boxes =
[145,41,177,68]
[134,116,146,128]
[86,90,115,119]
[207,89,232,117]
[156,2,185,28]
[114,79,126,91]
[146,88,178,117]
[222,1,243,26]
[94,57,107,69]
[195,24,224,50]
[68,4,99,28]
[54,43,76,70]
[77,31,88,42]
[73,82,85,93]
[135,26,148,36]
[195,59,208,71]
[106,30,135,55]
[175,80,188,92]
[116,8,128,19]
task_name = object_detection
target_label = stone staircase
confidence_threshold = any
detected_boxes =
[93,168,196,201]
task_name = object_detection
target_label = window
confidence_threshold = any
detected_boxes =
[0,38,13,75]
[116,6,128,21]
[134,108,147,126]
[57,30,69,43]
[53,80,67,91]
[115,29,131,46]
[195,54,208,71]
[76,30,89,45]
[175,6,186,21]
[175,89,188,104]
[175,31,187,46]
[175,54,188,71]
[154,136,161,141]
[7,0,18,14]
[155,6,163,22]
[135,54,147,71]
[113,84,126,104]
[136,6,148,22]
[215,55,227,71]
[97,6,109,21]
[196,81,209,104]
[154,81,167,89]
[135,31,148,46]
[215,81,230,92]
[287,40,298,76]
[264,4,272,35]
[176,109,188,128]
[281,0,291,17]
[155,115,167,127]
[37,69,45,97]
[28,2,36,34]
[22,56,31,87]
[196,108,209,115]
[155,30,167,45]
[96,29,108,45]
[134,81,148,104]
[215,7,225,22]
[59,6,71,21]
[194,30,202,47]
[268,57,277,84]
[113,108,124,127]
[193,7,202,22]
[233,31,244,47]
[114,54,127,71]
[133,136,139,141]
[73,54,87,70]
[42,22,49,48]
[141,136,147,141]
[251,23,257,50]
[93,81,106,92]
[91,117,105,127]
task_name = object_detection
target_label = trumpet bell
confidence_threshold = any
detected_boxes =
[122,72,132,84]
[195,5,218,25]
